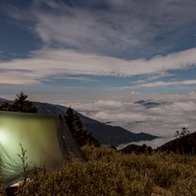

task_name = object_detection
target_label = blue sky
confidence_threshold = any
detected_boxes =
[1,0,196,145]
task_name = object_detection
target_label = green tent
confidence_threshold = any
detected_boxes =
[0,111,87,186]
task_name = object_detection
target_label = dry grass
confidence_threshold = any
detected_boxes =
[1,145,196,195]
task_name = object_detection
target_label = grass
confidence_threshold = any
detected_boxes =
[2,145,196,195]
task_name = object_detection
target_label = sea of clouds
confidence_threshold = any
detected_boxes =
[70,95,196,149]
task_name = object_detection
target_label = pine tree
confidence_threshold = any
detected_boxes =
[64,107,100,147]
[0,91,38,113]
[174,127,190,139]
[0,102,12,111]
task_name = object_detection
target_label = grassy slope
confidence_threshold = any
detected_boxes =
[2,146,196,196]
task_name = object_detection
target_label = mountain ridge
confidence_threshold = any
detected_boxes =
[157,131,196,154]
[35,102,159,146]
[135,99,168,108]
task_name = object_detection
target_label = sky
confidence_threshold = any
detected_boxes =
[1,0,196,147]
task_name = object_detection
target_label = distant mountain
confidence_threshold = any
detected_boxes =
[157,132,196,155]
[34,102,68,115]
[33,102,158,146]
[0,98,158,147]
[0,98,11,102]
[135,100,167,108]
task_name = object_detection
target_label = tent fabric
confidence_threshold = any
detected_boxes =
[0,111,87,186]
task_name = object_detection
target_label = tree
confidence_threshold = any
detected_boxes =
[174,127,190,139]
[0,91,38,113]
[0,102,12,111]
[63,106,100,147]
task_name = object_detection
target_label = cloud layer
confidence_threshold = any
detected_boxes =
[72,97,196,148]
[30,0,196,59]
[1,48,196,86]
[4,0,196,59]
[1,0,196,91]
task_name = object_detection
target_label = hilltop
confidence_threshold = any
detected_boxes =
[157,131,196,154]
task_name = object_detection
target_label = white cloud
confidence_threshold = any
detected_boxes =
[72,97,196,144]
[145,72,175,81]
[63,76,97,82]
[189,91,196,96]
[137,80,196,87]
[1,48,196,85]
[117,137,173,150]
[5,0,196,59]
[130,91,140,95]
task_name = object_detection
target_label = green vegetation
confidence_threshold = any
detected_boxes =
[63,106,100,147]
[0,91,38,113]
[174,127,190,139]
[17,143,29,184]
[1,146,195,196]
